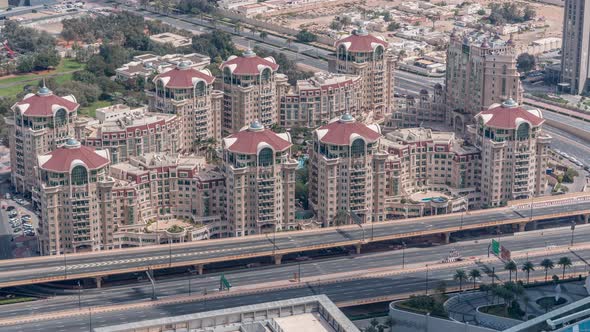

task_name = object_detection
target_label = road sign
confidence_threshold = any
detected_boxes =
[220,274,231,290]
[492,239,500,255]
[500,245,511,261]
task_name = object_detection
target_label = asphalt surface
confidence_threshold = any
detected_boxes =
[2,224,589,332]
[0,197,588,285]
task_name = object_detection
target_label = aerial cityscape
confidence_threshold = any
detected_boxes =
[0,0,588,331]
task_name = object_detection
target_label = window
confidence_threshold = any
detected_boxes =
[261,68,271,82]
[195,81,206,97]
[55,108,67,126]
[71,166,88,185]
[258,148,273,166]
[351,139,365,157]
[516,123,530,140]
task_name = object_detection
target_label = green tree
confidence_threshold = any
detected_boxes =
[517,53,536,73]
[296,29,317,43]
[454,269,467,291]
[16,54,35,73]
[33,49,60,70]
[540,258,554,282]
[557,257,572,279]
[505,261,517,282]
[521,261,535,284]
[259,31,268,40]
[468,269,481,289]
[477,9,486,15]
[387,22,401,32]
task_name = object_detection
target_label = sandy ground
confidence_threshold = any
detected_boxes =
[267,0,563,47]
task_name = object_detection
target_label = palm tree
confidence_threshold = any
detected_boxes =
[540,258,554,282]
[505,261,517,282]
[454,269,467,291]
[468,269,481,290]
[558,257,573,279]
[521,261,535,284]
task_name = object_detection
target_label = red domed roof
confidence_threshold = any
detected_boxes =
[38,139,110,172]
[155,64,214,88]
[14,88,79,117]
[316,114,381,145]
[223,121,291,154]
[335,29,388,53]
[477,99,544,130]
[220,50,279,76]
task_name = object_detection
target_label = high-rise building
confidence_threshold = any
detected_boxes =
[470,99,551,207]
[36,138,111,255]
[280,72,362,128]
[148,62,223,150]
[222,121,297,236]
[445,31,522,134]
[5,86,79,197]
[334,28,396,118]
[220,49,289,135]
[308,114,387,226]
[386,85,446,130]
[560,0,590,95]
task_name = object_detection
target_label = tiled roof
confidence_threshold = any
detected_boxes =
[477,99,544,129]
[335,29,388,53]
[39,139,110,172]
[221,50,279,76]
[223,121,291,154]
[155,64,214,88]
[14,88,79,117]
[316,114,381,145]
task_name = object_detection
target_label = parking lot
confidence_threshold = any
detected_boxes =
[0,195,40,258]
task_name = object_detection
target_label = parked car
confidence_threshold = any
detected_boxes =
[13,228,21,233]
[6,206,15,211]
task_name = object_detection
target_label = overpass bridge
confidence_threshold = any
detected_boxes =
[1,193,589,288]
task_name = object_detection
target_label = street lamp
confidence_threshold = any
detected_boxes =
[77,280,82,309]
[402,241,406,269]
[64,250,67,278]
[168,238,172,267]
[571,222,576,247]
[425,264,429,295]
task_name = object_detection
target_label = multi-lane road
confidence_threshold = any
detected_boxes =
[2,224,589,332]
[0,194,589,287]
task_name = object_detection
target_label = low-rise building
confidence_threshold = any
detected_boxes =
[76,106,182,164]
[116,53,210,81]
[149,32,193,48]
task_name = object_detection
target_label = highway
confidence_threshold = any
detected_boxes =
[2,224,589,332]
[0,194,589,287]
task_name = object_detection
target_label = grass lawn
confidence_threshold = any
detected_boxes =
[0,297,36,305]
[0,59,85,97]
[79,100,112,118]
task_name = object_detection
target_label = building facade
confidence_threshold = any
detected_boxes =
[280,72,362,128]
[560,0,590,95]
[222,121,297,236]
[334,28,396,118]
[77,106,182,164]
[148,62,223,150]
[386,85,445,130]
[36,139,111,255]
[6,86,79,196]
[309,114,387,227]
[220,49,289,135]
[470,99,551,207]
[445,31,522,134]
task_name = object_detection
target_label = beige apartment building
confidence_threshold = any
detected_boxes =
[334,28,396,118]
[76,105,183,164]
[222,121,297,236]
[36,138,112,255]
[560,0,590,95]
[280,72,362,128]
[148,62,223,150]
[446,31,522,134]
[470,99,551,207]
[6,87,79,197]
[220,49,289,135]
[380,128,480,218]
[308,114,387,227]
[386,85,446,130]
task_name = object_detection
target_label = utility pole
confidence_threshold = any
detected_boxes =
[169,239,172,267]
[425,264,429,295]
[571,222,576,247]
[64,251,67,278]
[298,262,301,283]
[402,241,406,269]
[77,280,82,309]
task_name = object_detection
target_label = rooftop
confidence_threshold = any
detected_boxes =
[223,121,292,154]
[316,114,381,146]
[38,139,110,173]
[14,87,79,117]
[154,64,215,88]
[221,49,279,75]
[335,28,388,53]
[477,99,544,130]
